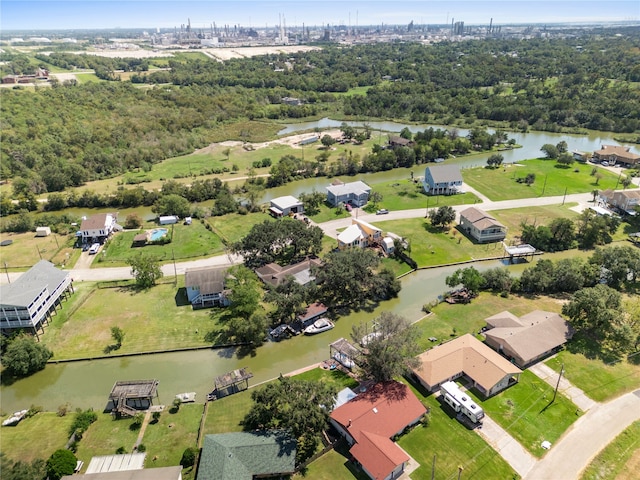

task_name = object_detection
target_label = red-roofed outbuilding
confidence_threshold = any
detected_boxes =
[330,381,426,480]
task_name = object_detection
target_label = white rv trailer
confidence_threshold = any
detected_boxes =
[440,381,484,424]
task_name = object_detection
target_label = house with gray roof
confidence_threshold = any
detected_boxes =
[423,164,463,195]
[184,266,229,308]
[269,195,304,217]
[459,207,507,243]
[255,257,321,287]
[326,180,371,207]
[0,260,73,337]
[197,431,296,480]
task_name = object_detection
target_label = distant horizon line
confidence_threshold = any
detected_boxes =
[3,19,640,33]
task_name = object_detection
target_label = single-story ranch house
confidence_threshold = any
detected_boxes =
[0,260,73,338]
[412,334,522,399]
[423,164,463,195]
[269,195,304,217]
[326,180,372,207]
[459,207,507,243]
[483,310,574,368]
[184,266,230,308]
[330,381,426,480]
[255,257,321,287]
[197,431,296,480]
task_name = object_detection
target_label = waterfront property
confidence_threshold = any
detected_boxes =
[593,145,640,167]
[211,367,253,400]
[330,381,426,480]
[459,207,507,243]
[329,338,361,369]
[423,164,463,195]
[0,260,73,338]
[412,334,522,399]
[197,431,296,480]
[269,195,304,217]
[599,188,640,215]
[483,310,574,368]
[326,180,372,207]
[184,266,230,308]
[108,379,160,417]
[255,257,321,287]
[78,212,118,244]
[337,218,383,249]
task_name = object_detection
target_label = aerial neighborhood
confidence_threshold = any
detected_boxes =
[1,12,640,480]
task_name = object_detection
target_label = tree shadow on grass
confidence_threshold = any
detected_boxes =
[565,332,622,364]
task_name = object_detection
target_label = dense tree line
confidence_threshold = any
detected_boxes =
[2,30,638,193]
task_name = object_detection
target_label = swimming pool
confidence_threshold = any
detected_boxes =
[149,228,168,241]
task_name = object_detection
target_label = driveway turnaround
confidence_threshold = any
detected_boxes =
[525,389,640,480]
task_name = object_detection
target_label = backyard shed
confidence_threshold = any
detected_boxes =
[158,215,179,225]
[35,226,51,237]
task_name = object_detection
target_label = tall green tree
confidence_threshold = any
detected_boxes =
[2,335,52,377]
[128,253,163,289]
[429,205,456,229]
[446,266,485,295]
[152,194,191,218]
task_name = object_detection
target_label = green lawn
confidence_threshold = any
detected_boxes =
[142,404,202,467]
[75,73,101,83]
[306,203,351,224]
[41,280,223,359]
[96,221,225,268]
[580,421,640,480]
[205,212,271,245]
[399,383,516,479]
[290,367,360,391]
[202,390,253,435]
[75,413,140,465]
[463,159,621,201]
[367,178,480,211]
[0,412,75,463]
[0,231,78,270]
[545,347,640,402]
[490,203,581,243]
[467,370,578,457]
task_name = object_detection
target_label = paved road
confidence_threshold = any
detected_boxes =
[528,362,597,412]
[525,389,640,480]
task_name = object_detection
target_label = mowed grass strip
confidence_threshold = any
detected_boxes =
[467,370,578,457]
[202,390,253,435]
[41,281,223,359]
[580,421,640,480]
[545,347,640,402]
[370,178,480,211]
[0,412,75,463]
[74,413,140,465]
[398,382,516,480]
[463,159,620,201]
[0,231,78,270]
[142,404,202,468]
[96,221,225,268]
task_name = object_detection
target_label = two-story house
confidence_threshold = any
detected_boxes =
[326,180,372,207]
[459,207,507,243]
[78,213,117,244]
[423,164,463,195]
[337,219,383,249]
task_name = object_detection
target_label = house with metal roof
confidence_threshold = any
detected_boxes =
[326,180,372,207]
[459,207,507,243]
[269,195,304,217]
[197,431,296,480]
[0,260,73,338]
[62,466,182,480]
[329,381,426,480]
[412,334,522,398]
[184,266,229,308]
[483,310,574,368]
[423,164,463,195]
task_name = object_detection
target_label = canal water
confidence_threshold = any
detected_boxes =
[257,119,639,202]
[1,259,523,413]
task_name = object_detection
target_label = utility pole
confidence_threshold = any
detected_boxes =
[431,454,436,480]
[552,363,564,404]
[4,262,10,284]
[172,248,177,286]
[541,174,548,196]
[36,245,42,260]
[562,186,568,205]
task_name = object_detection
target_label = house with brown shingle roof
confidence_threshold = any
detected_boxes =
[79,213,117,243]
[255,257,321,287]
[599,189,640,214]
[184,266,230,308]
[459,207,507,243]
[330,381,426,480]
[593,145,640,167]
[412,334,522,398]
[483,310,574,368]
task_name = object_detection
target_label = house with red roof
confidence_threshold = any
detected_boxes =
[329,381,426,480]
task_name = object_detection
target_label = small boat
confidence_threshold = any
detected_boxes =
[333,352,355,369]
[206,393,217,402]
[2,410,28,427]
[269,324,290,340]
[304,318,335,335]
[360,331,382,346]
[175,392,196,403]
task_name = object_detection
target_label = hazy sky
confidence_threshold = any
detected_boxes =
[1,0,639,31]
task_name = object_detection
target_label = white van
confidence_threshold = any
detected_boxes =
[88,243,100,255]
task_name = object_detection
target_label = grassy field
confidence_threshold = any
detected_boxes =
[366,178,480,212]
[0,231,79,270]
[75,73,101,83]
[41,280,223,359]
[545,348,640,402]
[74,413,140,464]
[463,160,621,201]
[468,370,578,457]
[306,203,352,224]
[0,412,75,463]
[205,212,271,246]
[580,421,640,480]
[490,203,581,242]
[95,221,225,268]
[201,389,253,436]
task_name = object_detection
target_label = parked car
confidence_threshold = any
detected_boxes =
[601,161,609,166]
[345,204,353,212]
[88,243,100,255]
[376,209,389,215]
